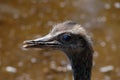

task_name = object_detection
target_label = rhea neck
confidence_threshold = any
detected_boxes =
[65,47,93,80]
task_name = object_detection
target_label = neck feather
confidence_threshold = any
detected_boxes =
[66,48,93,80]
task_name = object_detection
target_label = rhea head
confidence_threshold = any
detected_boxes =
[23,21,92,57]
[23,21,93,80]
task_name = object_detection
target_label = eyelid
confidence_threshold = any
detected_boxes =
[63,34,71,40]
[57,33,73,43]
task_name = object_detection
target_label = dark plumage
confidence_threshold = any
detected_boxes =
[23,21,94,80]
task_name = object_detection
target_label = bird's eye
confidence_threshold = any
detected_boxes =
[61,34,72,42]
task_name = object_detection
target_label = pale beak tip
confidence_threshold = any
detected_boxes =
[23,44,28,48]
[23,40,34,48]
[23,40,33,44]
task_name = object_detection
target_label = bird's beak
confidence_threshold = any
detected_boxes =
[23,34,60,48]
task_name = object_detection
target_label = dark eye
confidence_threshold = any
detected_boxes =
[61,34,72,42]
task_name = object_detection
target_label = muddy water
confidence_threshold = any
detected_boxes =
[0,0,120,80]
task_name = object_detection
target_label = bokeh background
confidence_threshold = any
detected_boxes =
[0,0,120,80]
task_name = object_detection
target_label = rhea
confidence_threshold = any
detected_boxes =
[23,21,94,80]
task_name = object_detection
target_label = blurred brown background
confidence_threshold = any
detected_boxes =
[0,0,120,80]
